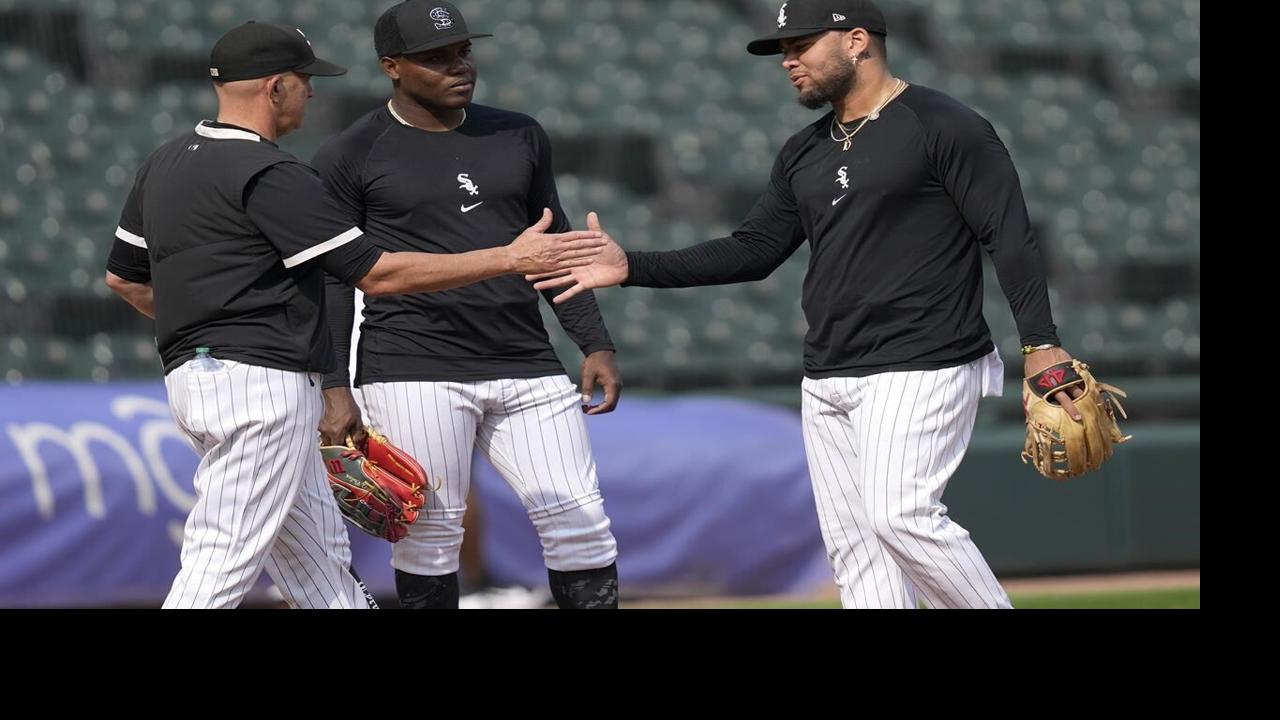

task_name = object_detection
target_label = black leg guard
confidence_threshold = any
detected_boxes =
[395,570,460,609]
[547,562,619,609]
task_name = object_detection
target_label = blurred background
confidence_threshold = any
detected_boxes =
[0,0,1199,608]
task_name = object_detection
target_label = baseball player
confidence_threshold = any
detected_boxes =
[314,0,622,610]
[103,21,608,609]
[534,0,1085,609]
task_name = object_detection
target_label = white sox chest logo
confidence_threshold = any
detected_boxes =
[833,166,849,206]
[457,173,482,212]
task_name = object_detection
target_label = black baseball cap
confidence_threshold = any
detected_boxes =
[748,0,888,56]
[209,21,347,81]
[375,0,493,58]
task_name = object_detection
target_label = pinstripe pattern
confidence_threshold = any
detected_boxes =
[800,350,1012,609]
[361,376,618,576]
[163,359,367,609]
[802,382,916,609]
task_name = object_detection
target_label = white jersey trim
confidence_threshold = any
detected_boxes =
[194,122,262,142]
[115,226,147,248]
[281,226,363,268]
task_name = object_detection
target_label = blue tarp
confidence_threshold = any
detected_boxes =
[0,383,831,606]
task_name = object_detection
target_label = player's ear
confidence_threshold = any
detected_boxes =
[380,56,400,81]
[266,74,285,102]
[849,28,871,61]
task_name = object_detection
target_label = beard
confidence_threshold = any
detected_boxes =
[797,54,857,110]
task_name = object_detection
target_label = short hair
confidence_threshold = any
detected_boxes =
[870,32,887,62]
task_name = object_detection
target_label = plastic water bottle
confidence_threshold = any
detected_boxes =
[191,346,224,372]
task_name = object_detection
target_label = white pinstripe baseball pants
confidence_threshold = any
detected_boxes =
[800,349,1012,609]
[361,376,618,576]
[163,359,367,609]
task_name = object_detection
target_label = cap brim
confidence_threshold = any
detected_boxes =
[398,33,494,56]
[747,28,828,56]
[296,56,348,77]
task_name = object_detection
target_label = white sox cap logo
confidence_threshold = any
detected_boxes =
[296,28,312,47]
[430,7,453,30]
[777,2,788,28]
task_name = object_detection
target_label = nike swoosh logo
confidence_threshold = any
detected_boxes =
[461,202,484,213]
[832,195,847,206]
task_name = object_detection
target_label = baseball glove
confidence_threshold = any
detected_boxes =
[1022,359,1131,480]
[321,429,430,542]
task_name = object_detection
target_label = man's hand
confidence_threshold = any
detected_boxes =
[527,212,629,304]
[320,386,368,447]
[507,208,608,275]
[1024,346,1082,421]
[579,350,622,415]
